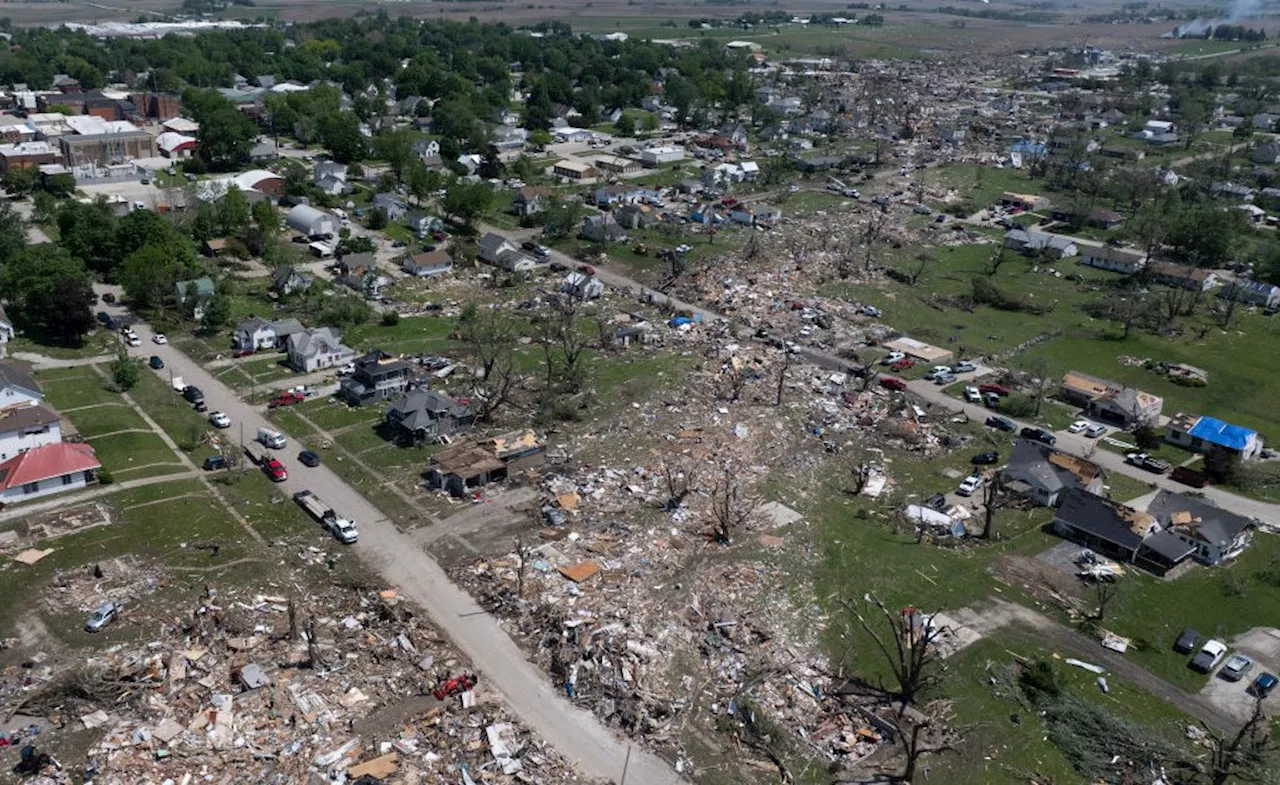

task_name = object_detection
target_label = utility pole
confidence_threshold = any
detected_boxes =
[619,746,631,785]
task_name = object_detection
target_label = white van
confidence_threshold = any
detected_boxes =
[256,427,287,449]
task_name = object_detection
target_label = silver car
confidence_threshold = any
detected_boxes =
[84,601,121,633]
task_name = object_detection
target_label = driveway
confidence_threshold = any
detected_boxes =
[111,307,683,784]
[1198,627,1280,723]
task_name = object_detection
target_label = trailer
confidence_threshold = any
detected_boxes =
[244,442,270,466]
[292,489,358,544]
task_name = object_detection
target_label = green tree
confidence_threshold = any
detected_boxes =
[0,245,96,345]
[0,200,25,266]
[184,88,257,171]
[528,129,553,148]
[442,180,495,230]
[32,190,57,225]
[407,161,443,205]
[120,237,197,310]
[218,185,251,236]
[375,129,415,182]
[542,197,584,239]
[110,350,140,391]
[251,199,276,230]
[56,198,118,276]
[320,111,366,164]
[200,293,231,332]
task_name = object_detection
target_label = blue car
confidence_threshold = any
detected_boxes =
[1249,672,1278,698]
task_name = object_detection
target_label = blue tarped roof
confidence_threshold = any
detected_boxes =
[1188,416,1256,451]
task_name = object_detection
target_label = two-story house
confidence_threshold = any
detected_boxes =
[286,327,356,373]
[339,350,413,406]
[0,403,61,461]
[0,360,43,410]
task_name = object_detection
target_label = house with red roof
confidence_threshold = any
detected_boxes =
[0,442,100,504]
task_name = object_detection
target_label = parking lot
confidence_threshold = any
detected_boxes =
[1198,627,1280,722]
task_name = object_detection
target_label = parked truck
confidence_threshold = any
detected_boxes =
[171,376,185,393]
[257,427,287,449]
[292,490,358,544]
[244,442,270,466]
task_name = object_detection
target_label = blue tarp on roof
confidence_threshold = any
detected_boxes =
[1188,416,1256,451]
[1009,140,1047,157]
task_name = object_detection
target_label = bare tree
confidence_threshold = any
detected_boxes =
[1217,283,1245,328]
[775,347,791,406]
[460,309,522,421]
[513,532,532,601]
[656,450,701,511]
[890,700,963,783]
[863,208,889,274]
[1202,698,1274,785]
[980,473,1007,540]
[535,296,592,392]
[839,595,947,715]
[287,597,299,641]
[1091,581,1119,621]
[849,461,873,495]
[305,616,325,668]
[718,364,749,402]
[987,245,1010,277]
[907,251,934,286]
[707,462,760,543]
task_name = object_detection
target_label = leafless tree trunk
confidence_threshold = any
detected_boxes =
[514,532,531,600]
[287,597,298,641]
[775,347,791,406]
[892,701,963,783]
[1218,285,1244,328]
[535,296,592,392]
[305,616,325,669]
[838,595,947,715]
[1204,698,1274,785]
[988,245,1009,277]
[980,473,1005,540]
[907,251,934,286]
[708,463,760,543]
[863,209,888,274]
[657,451,700,511]
[1092,581,1119,621]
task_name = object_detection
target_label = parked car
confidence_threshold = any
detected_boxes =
[923,493,948,512]
[263,457,288,482]
[926,366,953,380]
[101,292,116,304]
[1126,452,1171,474]
[964,386,981,403]
[125,333,141,347]
[879,376,907,392]
[1248,672,1278,698]
[152,333,167,345]
[549,262,568,273]
[1068,420,1090,434]
[578,264,596,276]
[1191,640,1228,672]
[298,450,321,467]
[182,386,205,405]
[97,311,111,324]
[933,373,956,386]
[986,416,1016,432]
[203,455,229,471]
[979,383,1012,397]
[149,356,164,370]
[84,601,122,633]
[208,411,231,429]
[889,359,915,372]
[861,305,883,318]
[1020,427,1056,446]
[951,360,977,373]
[1174,628,1201,654]
[983,392,1001,408]
[880,352,906,366]
[1085,424,1107,438]
[1221,653,1254,681]
[971,451,1000,465]
[956,475,983,496]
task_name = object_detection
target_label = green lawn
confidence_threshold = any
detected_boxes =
[129,369,217,453]
[86,430,182,476]
[64,403,151,439]
[823,243,1129,357]
[38,371,122,411]
[343,315,454,356]
[208,470,315,542]
[1100,531,1280,692]
[8,330,118,361]
[1017,310,1280,439]
[931,163,1047,211]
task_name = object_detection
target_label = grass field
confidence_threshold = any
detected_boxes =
[64,403,151,439]
[930,162,1045,210]
[8,330,118,361]
[86,430,183,477]
[38,371,122,411]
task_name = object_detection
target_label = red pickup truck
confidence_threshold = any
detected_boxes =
[262,458,288,482]
[978,383,1012,397]
[879,376,908,392]
[267,391,306,409]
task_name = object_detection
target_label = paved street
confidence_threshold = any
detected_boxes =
[101,298,682,784]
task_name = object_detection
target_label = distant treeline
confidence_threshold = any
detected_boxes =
[1201,25,1267,42]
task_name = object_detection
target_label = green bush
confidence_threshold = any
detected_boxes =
[1017,658,1061,704]
[381,310,400,327]
[97,469,114,485]
[999,392,1038,417]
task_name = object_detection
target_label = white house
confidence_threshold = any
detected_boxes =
[0,304,13,358]
[0,404,61,461]
[1220,280,1280,309]
[561,271,605,300]
[232,317,305,351]
[286,327,355,373]
[0,360,43,410]
[313,160,349,195]
[0,442,100,504]
[1080,246,1146,275]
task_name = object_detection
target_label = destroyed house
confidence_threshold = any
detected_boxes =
[1000,439,1105,507]
[1146,490,1254,565]
[339,350,412,406]
[426,429,544,497]
[385,389,473,443]
[1059,370,1162,427]
[1052,488,1191,575]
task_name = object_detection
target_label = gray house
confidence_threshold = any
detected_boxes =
[999,439,1106,507]
[339,350,412,406]
[385,389,474,443]
[286,204,337,237]
[372,193,410,222]
[272,265,313,296]
[1003,229,1078,259]
[1145,490,1254,566]
[581,214,629,244]
[175,277,216,319]
[286,327,356,373]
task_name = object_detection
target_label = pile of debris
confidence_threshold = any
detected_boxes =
[5,579,597,784]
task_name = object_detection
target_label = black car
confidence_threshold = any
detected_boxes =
[298,450,320,467]
[202,455,228,471]
[193,400,208,413]
[971,451,1000,465]
[985,416,1016,432]
[182,385,205,404]
[149,355,164,370]
[1020,427,1056,446]
[549,262,568,273]
[101,292,116,304]
[96,311,111,324]
[1174,628,1201,655]
[923,493,948,512]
